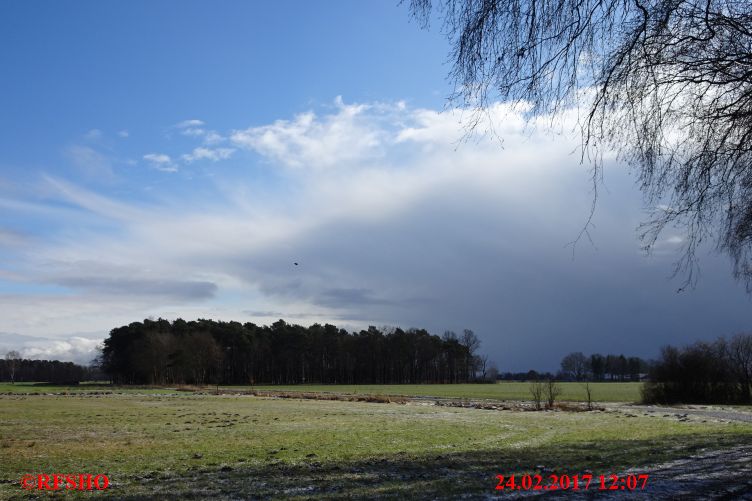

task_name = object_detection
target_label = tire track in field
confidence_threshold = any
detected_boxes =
[490,445,752,500]
[621,404,752,423]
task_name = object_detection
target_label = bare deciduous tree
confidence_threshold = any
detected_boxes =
[529,379,544,410]
[475,354,488,380]
[461,329,481,380]
[545,379,562,409]
[561,352,590,381]
[583,382,594,410]
[725,333,752,402]
[409,0,752,289]
[487,362,499,381]
[5,350,20,384]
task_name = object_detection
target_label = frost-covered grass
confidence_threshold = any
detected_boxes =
[249,382,643,402]
[0,381,644,403]
[2,392,750,499]
[0,381,173,394]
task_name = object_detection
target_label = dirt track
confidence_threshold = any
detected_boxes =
[491,444,752,500]
[619,403,752,423]
[595,404,752,499]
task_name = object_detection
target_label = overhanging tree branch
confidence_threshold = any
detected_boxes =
[409,0,752,290]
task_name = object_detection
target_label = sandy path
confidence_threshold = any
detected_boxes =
[490,444,752,500]
[620,404,752,423]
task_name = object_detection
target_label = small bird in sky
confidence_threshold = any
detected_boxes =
[293,262,299,266]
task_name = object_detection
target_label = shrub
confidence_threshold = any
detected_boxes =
[545,379,561,409]
[529,380,544,410]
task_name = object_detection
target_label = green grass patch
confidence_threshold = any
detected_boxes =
[0,381,643,403]
[0,381,173,395]
[248,382,643,403]
[0,392,749,499]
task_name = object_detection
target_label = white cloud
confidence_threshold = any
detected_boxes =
[181,147,235,163]
[230,97,386,170]
[174,120,230,141]
[396,108,467,145]
[84,129,103,140]
[4,99,751,371]
[181,127,206,137]
[176,119,204,128]
[204,131,224,144]
[41,175,144,222]
[0,228,28,248]
[118,130,129,138]
[0,332,102,364]
[143,153,178,172]
[173,119,207,137]
[143,153,170,163]
[65,145,115,180]
[21,336,101,364]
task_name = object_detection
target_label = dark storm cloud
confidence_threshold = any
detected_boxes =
[230,163,752,372]
[315,288,394,308]
[5,100,750,371]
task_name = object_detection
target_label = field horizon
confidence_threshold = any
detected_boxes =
[0,381,644,403]
[2,386,751,499]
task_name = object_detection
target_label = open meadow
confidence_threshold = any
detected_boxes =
[249,382,643,403]
[0,381,643,402]
[1,384,751,499]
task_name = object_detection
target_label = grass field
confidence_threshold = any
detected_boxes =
[249,382,643,402]
[1,391,750,499]
[0,381,644,402]
[0,382,174,395]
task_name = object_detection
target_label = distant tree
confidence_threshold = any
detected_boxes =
[133,332,175,385]
[442,330,458,342]
[441,331,465,383]
[617,355,628,381]
[410,0,752,290]
[560,352,589,381]
[605,355,620,381]
[0,355,88,384]
[590,354,605,381]
[99,319,489,385]
[529,380,544,410]
[461,329,481,380]
[724,333,752,403]
[475,354,488,380]
[5,351,20,384]
[486,362,499,382]
[545,379,562,409]
[643,340,738,404]
[627,357,643,382]
[583,382,594,411]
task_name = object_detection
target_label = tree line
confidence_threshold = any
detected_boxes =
[0,353,92,384]
[643,333,752,404]
[559,352,650,382]
[494,353,649,382]
[100,318,485,385]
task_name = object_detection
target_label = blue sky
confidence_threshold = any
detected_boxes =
[1,1,750,370]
